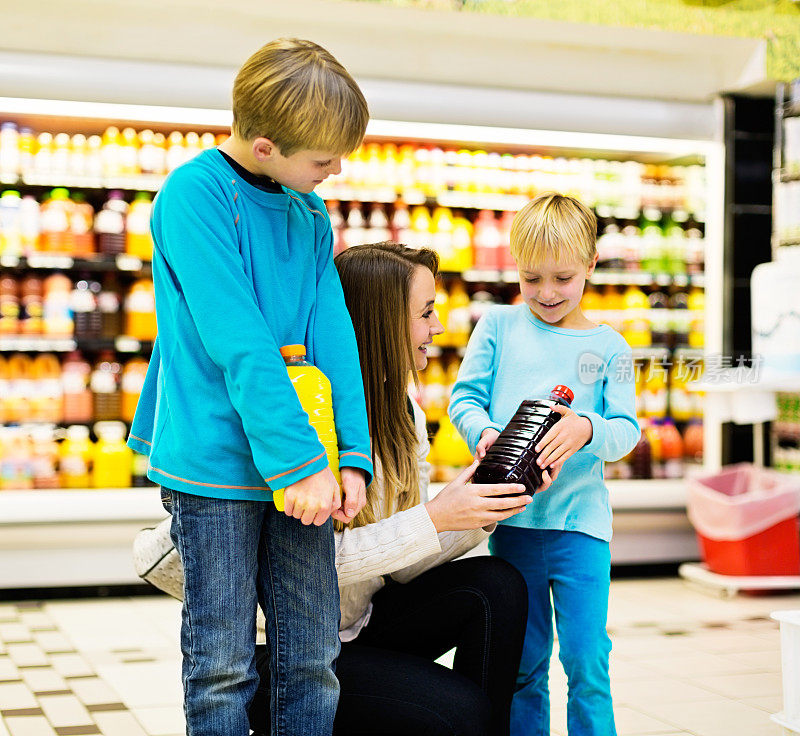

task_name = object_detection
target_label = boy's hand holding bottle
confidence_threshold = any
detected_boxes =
[283,466,342,526]
[332,467,367,524]
[534,405,592,477]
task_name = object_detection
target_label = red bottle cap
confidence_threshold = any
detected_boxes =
[550,385,574,404]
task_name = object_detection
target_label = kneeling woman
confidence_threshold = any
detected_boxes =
[136,243,529,736]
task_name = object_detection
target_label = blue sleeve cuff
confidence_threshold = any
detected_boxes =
[339,452,374,488]
[577,410,606,455]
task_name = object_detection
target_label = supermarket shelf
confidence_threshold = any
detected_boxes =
[0,336,154,353]
[0,254,150,273]
[0,488,165,524]
[448,269,706,288]
[10,172,166,191]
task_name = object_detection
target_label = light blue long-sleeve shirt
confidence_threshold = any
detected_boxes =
[449,304,640,541]
[128,149,373,501]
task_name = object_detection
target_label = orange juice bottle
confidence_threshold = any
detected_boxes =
[121,356,149,423]
[70,192,96,257]
[668,359,693,422]
[433,280,450,348]
[125,192,154,260]
[6,353,33,423]
[101,126,123,178]
[92,421,132,488]
[30,424,60,489]
[642,361,668,419]
[30,353,62,423]
[61,351,93,424]
[119,127,140,176]
[451,212,474,272]
[59,424,93,488]
[271,345,340,512]
[39,188,73,253]
[0,275,20,335]
[660,418,684,479]
[43,273,74,338]
[431,207,456,270]
[687,286,705,349]
[423,357,447,423]
[125,278,158,340]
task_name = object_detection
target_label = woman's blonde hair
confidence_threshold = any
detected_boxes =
[510,192,597,268]
[334,242,439,531]
[232,38,368,157]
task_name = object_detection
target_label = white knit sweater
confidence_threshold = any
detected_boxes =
[132,398,493,642]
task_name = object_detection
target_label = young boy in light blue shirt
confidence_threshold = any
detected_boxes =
[449,193,640,736]
[128,39,373,736]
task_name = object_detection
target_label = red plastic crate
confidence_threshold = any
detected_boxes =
[696,515,800,577]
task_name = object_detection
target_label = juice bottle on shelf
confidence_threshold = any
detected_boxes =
[0,275,20,334]
[366,203,391,243]
[600,284,624,332]
[101,126,123,178]
[184,132,203,163]
[125,278,158,340]
[71,278,101,340]
[61,351,93,423]
[125,191,154,260]
[68,133,88,178]
[430,416,474,483]
[648,289,670,347]
[30,424,60,489]
[668,358,693,422]
[580,284,603,313]
[621,284,651,347]
[683,419,703,466]
[0,122,20,179]
[642,361,668,419]
[409,205,432,251]
[200,132,217,151]
[390,200,412,243]
[98,276,123,339]
[119,127,140,176]
[644,419,664,479]
[85,135,104,180]
[92,421,133,488]
[431,206,456,270]
[447,280,472,348]
[271,345,340,512]
[30,353,62,423]
[138,129,166,175]
[18,127,35,176]
[629,426,652,479]
[668,287,690,347]
[166,131,186,172]
[94,190,128,255]
[59,424,93,488]
[0,189,22,258]
[687,286,705,349]
[343,202,366,250]
[451,212,474,272]
[121,355,149,423]
[472,210,501,270]
[497,210,517,271]
[42,273,74,338]
[19,276,43,338]
[51,133,71,177]
[91,351,122,421]
[474,385,574,495]
[33,132,54,175]
[39,188,73,253]
[433,281,450,347]
[685,219,704,275]
[19,195,40,255]
[639,210,665,274]
[445,356,460,404]
[6,353,32,423]
[422,356,447,423]
[0,428,33,490]
[69,192,95,257]
[660,418,684,479]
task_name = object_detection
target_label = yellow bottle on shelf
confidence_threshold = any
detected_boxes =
[272,345,340,512]
[125,278,158,340]
[92,421,132,488]
[125,192,154,260]
[621,284,651,348]
[433,281,450,348]
[422,357,447,424]
[431,416,474,482]
[59,424,93,489]
[447,280,472,348]
[687,286,705,348]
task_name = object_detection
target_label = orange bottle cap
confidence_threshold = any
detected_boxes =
[279,344,306,358]
[551,385,574,404]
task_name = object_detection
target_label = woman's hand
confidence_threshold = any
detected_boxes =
[475,427,500,460]
[425,460,531,532]
[534,405,592,474]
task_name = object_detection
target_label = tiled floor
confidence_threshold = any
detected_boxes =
[0,576,798,735]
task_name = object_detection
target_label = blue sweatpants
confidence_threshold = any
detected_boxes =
[489,526,616,736]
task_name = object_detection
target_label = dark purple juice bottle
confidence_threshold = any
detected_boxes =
[474,385,574,494]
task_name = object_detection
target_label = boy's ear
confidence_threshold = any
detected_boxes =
[252,137,278,162]
[586,253,599,277]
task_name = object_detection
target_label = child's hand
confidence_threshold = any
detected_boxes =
[534,406,592,474]
[475,428,500,460]
[332,467,367,524]
[283,466,341,526]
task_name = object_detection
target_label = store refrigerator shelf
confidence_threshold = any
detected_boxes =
[0,254,150,273]
[0,336,153,352]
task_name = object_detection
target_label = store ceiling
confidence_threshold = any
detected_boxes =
[0,0,768,104]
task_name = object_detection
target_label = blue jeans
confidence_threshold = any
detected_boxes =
[165,488,340,736]
[489,526,616,736]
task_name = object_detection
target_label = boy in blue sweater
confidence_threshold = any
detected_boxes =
[128,39,373,736]
[449,193,640,736]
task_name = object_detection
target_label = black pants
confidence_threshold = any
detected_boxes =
[248,556,527,736]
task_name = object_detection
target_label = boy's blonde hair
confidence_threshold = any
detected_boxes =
[510,193,597,268]
[232,38,369,157]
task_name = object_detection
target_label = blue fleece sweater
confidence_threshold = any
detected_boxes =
[448,304,640,541]
[128,149,373,500]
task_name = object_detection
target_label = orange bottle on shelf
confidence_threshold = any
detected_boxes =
[61,351,93,424]
[0,355,7,423]
[39,188,73,253]
[0,275,20,335]
[101,126,123,178]
[451,212,474,272]
[92,421,133,488]
[30,424,60,490]
[119,127,140,176]
[660,418,684,479]
[644,419,664,479]
[447,280,472,348]
[642,361,668,419]
[69,192,96,257]
[5,353,33,423]
[30,353,62,423]
[433,281,450,348]
[125,278,158,340]
[422,357,447,423]
[42,273,74,338]
[121,356,149,423]
[683,419,704,465]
